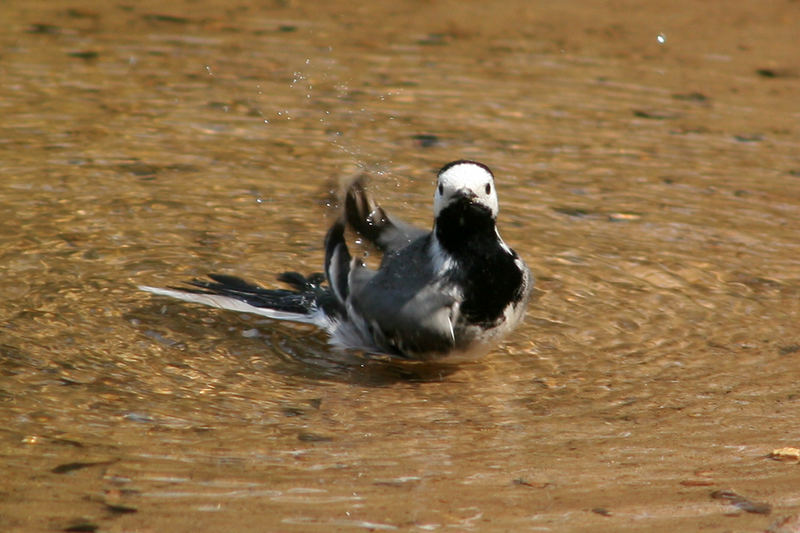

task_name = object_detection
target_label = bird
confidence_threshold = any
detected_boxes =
[139,160,532,362]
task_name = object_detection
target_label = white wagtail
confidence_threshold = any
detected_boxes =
[140,160,532,362]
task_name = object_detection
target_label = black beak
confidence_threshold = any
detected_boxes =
[458,190,478,202]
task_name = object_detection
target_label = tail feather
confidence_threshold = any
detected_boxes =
[185,274,314,315]
[276,271,326,291]
[139,272,331,326]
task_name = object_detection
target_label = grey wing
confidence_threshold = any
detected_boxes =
[348,258,456,357]
[344,175,428,253]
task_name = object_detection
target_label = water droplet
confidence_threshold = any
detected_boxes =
[657,33,666,44]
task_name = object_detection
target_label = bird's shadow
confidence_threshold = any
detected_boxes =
[127,302,461,387]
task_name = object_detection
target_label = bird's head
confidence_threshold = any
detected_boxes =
[434,160,498,231]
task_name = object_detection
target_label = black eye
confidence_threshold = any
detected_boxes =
[438,183,443,195]
[485,183,492,195]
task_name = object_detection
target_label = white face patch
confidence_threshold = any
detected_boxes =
[434,161,499,218]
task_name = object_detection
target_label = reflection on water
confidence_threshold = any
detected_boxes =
[1,0,800,531]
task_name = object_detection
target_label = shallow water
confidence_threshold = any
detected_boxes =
[2,0,799,531]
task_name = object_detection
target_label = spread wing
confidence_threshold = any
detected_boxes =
[344,175,428,253]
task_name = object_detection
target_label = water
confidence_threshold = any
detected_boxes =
[1,1,799,531]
